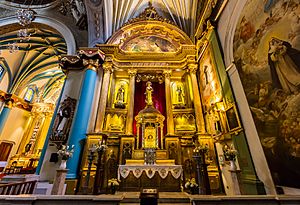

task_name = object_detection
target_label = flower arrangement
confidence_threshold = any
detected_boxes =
[193,143,209,154]
[107,178,120,187]
[57,144,74,160]
[223,144,238,161]
[184,178,198,189]
[107,178,120,194]
[97,144,108,152]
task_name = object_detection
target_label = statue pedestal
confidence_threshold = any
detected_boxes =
[51,169,68,195]
[229,169,242,195]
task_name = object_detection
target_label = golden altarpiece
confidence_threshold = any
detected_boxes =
[79,6,222,193]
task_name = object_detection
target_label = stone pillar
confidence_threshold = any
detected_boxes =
[188,63,206,133]
[95,62,113,132]
[163,70,175,135]
[51,169,68,195]
[126,69,137,135]
[67,59,99,179]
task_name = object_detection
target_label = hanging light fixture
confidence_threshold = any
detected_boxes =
[16,8,36,27]
[8,42,19,53]
[16,8,36,41]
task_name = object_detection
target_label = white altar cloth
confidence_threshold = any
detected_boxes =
[118,165,183,180]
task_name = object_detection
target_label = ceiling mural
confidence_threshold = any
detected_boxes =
[122,36,176,52]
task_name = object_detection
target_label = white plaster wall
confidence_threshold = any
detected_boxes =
[0,108,30,161]
[0,73,9,92]
[39,70,84,181]
[217,0,276,195]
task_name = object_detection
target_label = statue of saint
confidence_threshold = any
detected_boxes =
[115,85,125,103]
[176,86,185,104]
[145,81,153,106]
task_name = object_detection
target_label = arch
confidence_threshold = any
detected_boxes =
[0,15,76,55]
[107,6,193,52]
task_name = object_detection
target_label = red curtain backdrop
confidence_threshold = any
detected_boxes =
[133,81,166,147]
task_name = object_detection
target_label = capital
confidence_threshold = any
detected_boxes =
[102,62,113,73]
[163,70,172,79]
[128,69,137,78]
[83,59,99,72]
[4,100,13,109]
[187,64,198,73]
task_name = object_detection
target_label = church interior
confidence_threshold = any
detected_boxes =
[0,0,300,203]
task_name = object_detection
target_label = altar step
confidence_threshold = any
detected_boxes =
[120,191,191,204]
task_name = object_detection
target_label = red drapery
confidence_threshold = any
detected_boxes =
[133,81,166,147]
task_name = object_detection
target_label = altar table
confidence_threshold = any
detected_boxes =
[118,165,183,191]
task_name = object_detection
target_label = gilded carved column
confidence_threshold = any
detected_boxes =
[126,69,137,135]
[188,63,206,133]
[163,70,175,135]
[95,62,113,132]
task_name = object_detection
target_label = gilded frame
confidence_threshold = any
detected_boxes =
[225,104,241,133]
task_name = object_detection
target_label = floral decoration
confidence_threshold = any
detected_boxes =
[184,178,198,189]
[57,144,74,160]
[223,144,238,161]
[108,178,120,187]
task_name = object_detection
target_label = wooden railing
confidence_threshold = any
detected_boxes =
[0,180,37,195]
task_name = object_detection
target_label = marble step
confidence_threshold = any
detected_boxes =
[120,191,190,204]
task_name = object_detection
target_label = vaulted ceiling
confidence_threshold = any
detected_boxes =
[0,23,66,103]
[86,0,199,45]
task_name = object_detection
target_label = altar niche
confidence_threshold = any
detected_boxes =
[134,81,166,149]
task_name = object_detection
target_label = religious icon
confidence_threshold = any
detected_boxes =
[145,81,153,106]
[114,84,126,109]
[116,85,125,103]
[50,97,77,142]
[176,86,185,104]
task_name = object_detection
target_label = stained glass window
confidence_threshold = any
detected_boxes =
[0,65,4,82]
[24,87,34,102]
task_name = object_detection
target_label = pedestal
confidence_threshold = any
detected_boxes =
[51,169,68,195]
[193,154,211,195]
[229,169,242,195]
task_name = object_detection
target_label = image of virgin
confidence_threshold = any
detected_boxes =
[268,37,300,94]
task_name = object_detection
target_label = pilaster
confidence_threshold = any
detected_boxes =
[126,69,137,135]
[187,63,206,134]
[163,69,175,135]
[95,62,113,132]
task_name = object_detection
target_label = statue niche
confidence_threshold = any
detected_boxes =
[50,97,77,143]
[114,84,126,109]
[172,83,186,109]
[135,81,165,151]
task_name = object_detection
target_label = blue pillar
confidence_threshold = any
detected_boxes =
[66,68,97,179]
[0,106,11,135]
[35,80,67,175]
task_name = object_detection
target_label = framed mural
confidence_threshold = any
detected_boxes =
[225,104,241,133]
[233,0,300,188]
[198,42,222,113]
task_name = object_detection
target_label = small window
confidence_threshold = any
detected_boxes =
[24,87,34,102]
[0,65,5,82]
